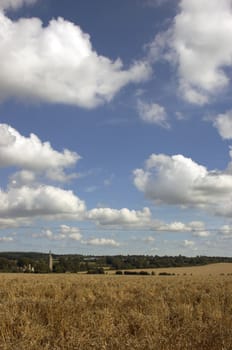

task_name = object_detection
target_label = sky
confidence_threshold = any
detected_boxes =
[1,0,232,255]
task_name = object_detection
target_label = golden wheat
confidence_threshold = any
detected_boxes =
[0,272,232,350]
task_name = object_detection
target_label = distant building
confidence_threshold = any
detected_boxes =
[49,251,53,272]
[21,264,34,273]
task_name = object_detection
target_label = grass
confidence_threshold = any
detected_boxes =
[0,268,232,349]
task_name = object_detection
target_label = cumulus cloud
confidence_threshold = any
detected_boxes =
[155,220,210,237]
[0,10,151,108]
[183,240,195,247]
[149,0,232,104]
[0,236,14,242]
[33,226,119,246]
[0,217,31,229]
[134,153,207,205]
[0,0,36,11]
[86,205,211,237]
[213,111,232,140]
[157,221,189,232]
[149,220,211,238]
[32,229,53,240]
[33,225,82,241]
[192,230,210,238]
[10,171,36,187]
[218,225,232,238]
[82,238,120,247]
[189,221,210,237]
[0,123,87,223]
[59,224,82,241]
[137,100,169,128]
[142,0,172,7]
[134,153,232,217]
[0,185,86,219]
[0,124,79,182]
[86,207,152,227]
[142,236,155,243]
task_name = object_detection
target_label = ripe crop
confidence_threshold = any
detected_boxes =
[0,270,232,349]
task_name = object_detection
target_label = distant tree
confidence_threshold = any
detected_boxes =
[0,257,17,272]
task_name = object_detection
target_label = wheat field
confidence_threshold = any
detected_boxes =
[0,267,232,350]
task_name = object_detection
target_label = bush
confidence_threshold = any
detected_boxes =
[87,267,105,274]
[139,271,150,275]
[159,272,172,276]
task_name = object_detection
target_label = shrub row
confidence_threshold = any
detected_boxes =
[115,270,176,276]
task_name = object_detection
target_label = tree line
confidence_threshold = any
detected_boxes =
[0,252,232,273]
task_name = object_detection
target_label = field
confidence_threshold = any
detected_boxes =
[108,262,232,275]
[1,264,232,350]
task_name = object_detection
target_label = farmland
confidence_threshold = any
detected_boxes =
[109,262,232,276]
[1,264,232,350]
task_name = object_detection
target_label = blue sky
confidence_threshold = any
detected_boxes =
[1,0,232,255]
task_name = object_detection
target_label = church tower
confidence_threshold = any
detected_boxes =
[49,250,53,272]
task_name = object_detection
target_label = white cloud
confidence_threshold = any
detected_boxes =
[0,11,151,108]
[142,236,155,243]
[188,221,210,237]
[0,0,36,11]
[0,185,86,219]
[213,111,232,140]
[86,205,211,237]
[134,153,207,205]
[218,225,232,237]
[0,217,31,229]
[192,230,210,238]
[183,239,195,247]
[157,221,190,232]
[179,81,209,106]
[0,236,14,242]
[86,207,152,227]
[59,225,82,241]
[150,0,232,104]
[33,229,53,240]
[0,123,86,223]
[152,220,210,237]
[137,100,169,128]
[134,153,232,217]
[82,238,120,247]
[0,124,79,182]
[142,0,172,7]
[10,170,36,187]
[85,186,98,193]
[103,174,114,187]
[33,225,82,241]
[175,111,185,120]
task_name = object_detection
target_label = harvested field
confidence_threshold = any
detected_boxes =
[108,262,232,276]
[0,269,232,350]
